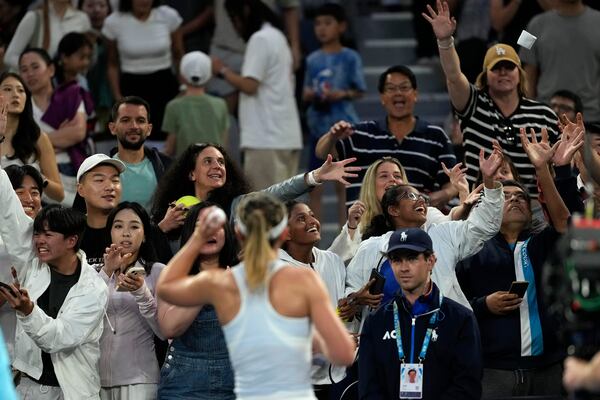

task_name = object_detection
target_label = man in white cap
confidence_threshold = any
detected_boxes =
[162,51,229,158]
[76,154,126,270]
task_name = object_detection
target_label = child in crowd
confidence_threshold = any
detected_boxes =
[303,3,366,224]
[162,51,229,158]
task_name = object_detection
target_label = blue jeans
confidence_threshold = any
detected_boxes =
[157,306,234,400]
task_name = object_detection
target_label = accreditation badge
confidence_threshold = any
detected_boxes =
[399,363,423,399]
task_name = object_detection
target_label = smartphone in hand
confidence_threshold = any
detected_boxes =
[508,281,529,298]
[368,269,385,295]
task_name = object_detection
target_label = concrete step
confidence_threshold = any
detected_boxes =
[359,38,417,66]
[351,12,414,39]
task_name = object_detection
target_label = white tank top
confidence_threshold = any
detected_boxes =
[223,259,316,400]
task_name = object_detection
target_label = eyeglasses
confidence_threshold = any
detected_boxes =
[383,84,413,94]
[398,191,430,204]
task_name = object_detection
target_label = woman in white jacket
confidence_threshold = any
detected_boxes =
[100,201,165,400]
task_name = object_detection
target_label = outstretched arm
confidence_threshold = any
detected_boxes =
[422,0,471,112]
[520,127,571,233]
[156,207,223,306]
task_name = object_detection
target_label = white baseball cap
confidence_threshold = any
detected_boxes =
[180,51,212,87]
[77,154,126,182]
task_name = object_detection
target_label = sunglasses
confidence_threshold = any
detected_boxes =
[491,61,517,72]
[498,121,518,146]
[397,191,430,204]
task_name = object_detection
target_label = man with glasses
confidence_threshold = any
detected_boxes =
[424,2,559,199]
[456,128,572,397]
[550,90,583,123]
[315,65,458,209]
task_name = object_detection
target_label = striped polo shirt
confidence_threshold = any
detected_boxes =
[335,117,457,205]
[457,85,559,197]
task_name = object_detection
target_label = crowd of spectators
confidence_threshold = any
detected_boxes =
[1,0,600,399]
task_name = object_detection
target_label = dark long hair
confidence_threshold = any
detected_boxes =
[54,32,93,85]
[363,184,413,240]
[106,202,158,274]
[0,72,41,163]
[151,143,251,226]
[224,0,283,41]
[179,202,239,274]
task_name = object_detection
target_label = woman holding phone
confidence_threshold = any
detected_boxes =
[100,201,165,399]
[157,202,238,399]
[157,192,355,400]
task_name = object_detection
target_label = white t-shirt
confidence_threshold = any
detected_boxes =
[102,6,182,74]
[5,7,91,70]
[239,23,302,150]
[278,247,348,384]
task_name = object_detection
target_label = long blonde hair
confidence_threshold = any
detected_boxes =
[358,157,407,234]
[236,193,286,291]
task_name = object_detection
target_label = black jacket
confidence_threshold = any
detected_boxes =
[358,283,482,400]
[456,227,564,370]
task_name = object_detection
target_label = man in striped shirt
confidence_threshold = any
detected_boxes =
[424,1,559,198]
[315,65,458,208]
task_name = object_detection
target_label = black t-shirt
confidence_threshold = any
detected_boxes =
[80,225,111,271]
[34,262,82,386]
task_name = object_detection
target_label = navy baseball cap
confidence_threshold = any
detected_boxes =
[387,228,433,254]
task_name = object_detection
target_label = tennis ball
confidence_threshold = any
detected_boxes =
[176,195,201,208]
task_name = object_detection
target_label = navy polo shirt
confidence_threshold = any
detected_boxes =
[335,117,457,205]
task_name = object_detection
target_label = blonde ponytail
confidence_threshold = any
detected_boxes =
[243,210,272,291]
[236,193,286,292]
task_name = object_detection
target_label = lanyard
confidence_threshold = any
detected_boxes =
[393,294,442,363]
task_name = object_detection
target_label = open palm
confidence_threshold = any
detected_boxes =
[520,127,555,168]
[422,0,456,40]
[479,140,504,180]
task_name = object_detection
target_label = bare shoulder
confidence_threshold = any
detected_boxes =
[274,265,322,291]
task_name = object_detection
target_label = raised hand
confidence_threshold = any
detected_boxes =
[520,127,556,169]
[329,120,354,140]
[313,154,360,186]
[442,162,469,202]
[553,123,584,166]
[192,206,226,245]
[103,244,134,276]
[479,140,504,186]
[347,200,365,231]
[422,0,457,40]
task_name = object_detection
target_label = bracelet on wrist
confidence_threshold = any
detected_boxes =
[306,170,321,186]
[437,36,455,50]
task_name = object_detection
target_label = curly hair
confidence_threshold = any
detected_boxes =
[0,72,41,164]
[151,143,251,227]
